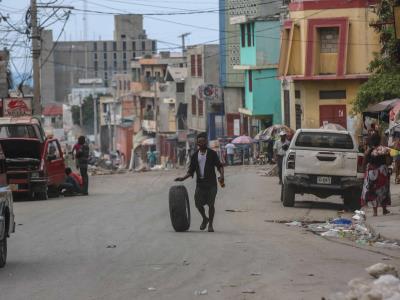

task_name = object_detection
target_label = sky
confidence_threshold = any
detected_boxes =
[0,0,220,83]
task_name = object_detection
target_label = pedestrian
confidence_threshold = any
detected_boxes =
[361,132,392,216]
[175,132,224,232]
[267,139,274,164]
[274,131,290,185]
[147,149,156,168]
[75,136,90,196]
[59,167,82,196]
[225,142,236,166]
[393,138,400,184]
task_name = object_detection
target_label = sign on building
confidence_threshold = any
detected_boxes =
[3,98,33,117]
[197,84,222,103]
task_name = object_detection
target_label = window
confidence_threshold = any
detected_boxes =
[94,61,98,71]
[123,61,127,70]
[104,61,107,70]
[47,141,61,160]
[123,41,126,51]
[198,99,204,116]
[190,55,196,76]
[319,90,346,99]
[133,52,136,58]
[191,95,197,115]
[251,23,255,46]
[132,41,136,50]
[94,53,98,60]
[176,82,185,93]
[103,42,107,51]
[241,24,246,47]
[93,42,97,51]
[113,52,117,60]
[142,41,145,50]
[103,52,107,60]
[113,42,117,51]
[247,23,252,47]
[152,41,156,52]
[123,52,127,59]
[123,80,127,90]
[295,132,354,149]
[51,117,56,124]
[197,54,202,77]
[295,90,301,99]
[119,80,122,90]
[121,34,126,39]
[94,71,98,77]
[248,71,253,92]
[319,28,339,53]
[113,61,117,69]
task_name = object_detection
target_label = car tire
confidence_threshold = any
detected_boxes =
[282,183,295,207]
[0,225,7,268]
[169,185,191,232]
[34,190,48,201]
[343,189,361,211]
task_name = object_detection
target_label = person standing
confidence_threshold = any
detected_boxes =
[175,132,224,232]
[75,136,90,195]
[361,133,391,216]
[274,131,290,185]
[225,142,236,166]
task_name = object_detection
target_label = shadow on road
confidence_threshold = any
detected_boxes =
[295,200,344,211]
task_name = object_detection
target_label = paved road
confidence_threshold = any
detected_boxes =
[1,166,399,300]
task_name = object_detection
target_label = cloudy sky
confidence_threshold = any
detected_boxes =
[0,0,220,81]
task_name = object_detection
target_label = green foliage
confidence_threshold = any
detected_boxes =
[353,0,400,113]
[71,95,95,133]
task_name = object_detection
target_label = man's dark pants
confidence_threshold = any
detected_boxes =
[194,183,217,224]
[80,166,89,195]
[277,155,284,183]
[227,154,234,166]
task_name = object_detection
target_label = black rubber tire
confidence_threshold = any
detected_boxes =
[0,226,7,268]
[282,184,295,207]
[343,188,361,211]
[169,185,191,232]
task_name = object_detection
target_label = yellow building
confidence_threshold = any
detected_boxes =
[278,0,380,134]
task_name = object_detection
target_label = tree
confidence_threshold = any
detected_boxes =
[72,95,95,134]
[353,0,400,113]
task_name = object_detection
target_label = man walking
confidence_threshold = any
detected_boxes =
[225,142,236,166]
[175,133,224,232]
[274,131,290,185]
[75,136,90,195]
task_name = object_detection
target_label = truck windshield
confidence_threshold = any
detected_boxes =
[0,125,37,138]
[295,132,354,149]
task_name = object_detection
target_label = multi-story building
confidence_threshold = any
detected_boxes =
[0,49,10,98]
[40,14,157,104]
[278,0,379,133]
[186,45,221,140]
[219,0,282,136]
[232,15,282,137]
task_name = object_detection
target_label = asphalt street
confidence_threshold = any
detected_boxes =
[1,166,399,300]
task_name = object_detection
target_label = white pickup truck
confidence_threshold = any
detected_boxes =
[281,129,364,210]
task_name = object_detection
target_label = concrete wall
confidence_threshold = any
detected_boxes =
[114,15,146,40]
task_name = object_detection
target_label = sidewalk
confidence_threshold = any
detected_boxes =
[365,179,400,242]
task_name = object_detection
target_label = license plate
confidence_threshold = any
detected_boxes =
[317,176,332,185]
[9,184,18,191]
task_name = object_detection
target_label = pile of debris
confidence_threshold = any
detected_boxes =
[257,165,278,177]
[327,263,400,300]
[88,165,127,176]
[286,211,400,249]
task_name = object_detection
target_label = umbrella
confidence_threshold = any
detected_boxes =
[364,99,400,114]
[255,125,294,141]
[320,123,346,131]
[232,135,253,144]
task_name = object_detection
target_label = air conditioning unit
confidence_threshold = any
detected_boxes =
[164,98,176,104]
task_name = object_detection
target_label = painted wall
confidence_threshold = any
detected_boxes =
[245,69,282,123]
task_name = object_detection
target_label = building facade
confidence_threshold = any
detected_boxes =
[0,49,10,99]
[278,0,380,133]
[41,14,157,104]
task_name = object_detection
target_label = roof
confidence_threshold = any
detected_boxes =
[42,104,63,116]
[166,67,187,82]
[297,129,351,135]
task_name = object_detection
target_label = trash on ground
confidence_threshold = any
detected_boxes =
[242,289,256,294]
[331,218,352,225]
[106,244,117,248]
[285,221,302,227]
[374,241,400,250]
[183,259,190,266]
[366,263,399,279]
[327,264,400,300]
[147,287,156,291]
[194,289,208,296]
[225,209,249,213]
[250,272,261,276]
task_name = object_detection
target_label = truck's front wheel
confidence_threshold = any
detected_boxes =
[0,226,7,268]
[282,184,295,207]
[343,189,361,211]
[34,191,48,201]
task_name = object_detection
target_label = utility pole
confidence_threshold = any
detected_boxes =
[93,96,98,146]
[178,32,191,55]
[31,0,41,115]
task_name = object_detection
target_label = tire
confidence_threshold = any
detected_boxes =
[343,188,361,211]
[169,185,191,232]
[0,225,7,268]
[282,183,295,207]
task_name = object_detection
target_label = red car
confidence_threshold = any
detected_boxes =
[0,117,66,200]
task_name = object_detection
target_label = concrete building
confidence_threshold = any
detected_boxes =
[186,45,222,140]
[0,49,10,99]
[233,17,282,137]
[219,0,282,136]
[278,0,380,134]
[40,14,157,104]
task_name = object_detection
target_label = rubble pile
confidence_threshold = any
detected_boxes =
[327,264,400,300]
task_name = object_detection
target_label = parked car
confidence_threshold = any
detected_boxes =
[281,128,364,210]
[0,143,15,268]
[0,117,66,200]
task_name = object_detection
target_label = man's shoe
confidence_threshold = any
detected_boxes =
[208,225,214,232]
[200,218,209,231]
